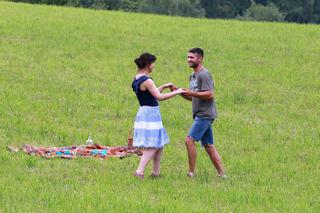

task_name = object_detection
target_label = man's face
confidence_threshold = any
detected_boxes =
[187,52,202,68]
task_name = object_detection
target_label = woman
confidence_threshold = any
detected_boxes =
[132,52,183,180]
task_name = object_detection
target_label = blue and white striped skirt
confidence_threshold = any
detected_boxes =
[133,106,169,148]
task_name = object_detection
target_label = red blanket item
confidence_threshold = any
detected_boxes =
[21,144,142,159]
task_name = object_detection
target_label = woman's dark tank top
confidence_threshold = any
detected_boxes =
[132,75,158,106]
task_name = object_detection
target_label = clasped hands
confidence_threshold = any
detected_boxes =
[162,82,193,97]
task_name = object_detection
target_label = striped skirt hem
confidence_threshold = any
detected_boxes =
[133,106,169,148]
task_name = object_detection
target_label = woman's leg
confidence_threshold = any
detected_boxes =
[136,148,157,175]
[152,148,163,176]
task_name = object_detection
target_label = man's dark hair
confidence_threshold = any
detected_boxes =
[134,53,157,69]
[188,47,204,58]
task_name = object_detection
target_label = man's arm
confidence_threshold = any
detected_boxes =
[186,71,214,100]
[180,93,192,101]
[183,89,213,100]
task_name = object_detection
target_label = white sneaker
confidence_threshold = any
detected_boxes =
[187,172,195,178]
[218,174,228,180]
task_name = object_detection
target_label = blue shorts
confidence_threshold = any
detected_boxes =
[188,117,214,146]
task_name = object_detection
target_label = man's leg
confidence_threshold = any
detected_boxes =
[185,136,197,174]
[204,145,225,176]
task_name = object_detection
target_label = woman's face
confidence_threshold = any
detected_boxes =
[148,62,155,73]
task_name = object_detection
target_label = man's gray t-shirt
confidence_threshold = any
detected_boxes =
[189,68,217,120]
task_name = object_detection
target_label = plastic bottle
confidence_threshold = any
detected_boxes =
[86,134,94,145]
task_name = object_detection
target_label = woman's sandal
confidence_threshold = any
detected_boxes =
[133,172,144,180]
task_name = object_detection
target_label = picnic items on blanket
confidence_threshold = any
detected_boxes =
[86,135,94,145]
[7,145,20,152]
[8,144,142,160]
[127,128,134,147]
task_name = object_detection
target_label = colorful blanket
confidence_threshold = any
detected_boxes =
[8,144,142,159]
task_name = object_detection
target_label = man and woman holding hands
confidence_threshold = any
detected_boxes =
[131,48,227,180]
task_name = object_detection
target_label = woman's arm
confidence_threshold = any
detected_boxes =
[158,83,173,93]
[143,79,183,101]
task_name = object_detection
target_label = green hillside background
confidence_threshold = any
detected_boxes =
[0,1,319,212]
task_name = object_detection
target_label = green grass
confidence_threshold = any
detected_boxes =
[1,1,320,212]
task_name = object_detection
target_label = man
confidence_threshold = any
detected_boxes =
[181,47,227,179]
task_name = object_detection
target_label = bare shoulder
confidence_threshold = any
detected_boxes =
[140,78,155,90]
[143,78,154,84]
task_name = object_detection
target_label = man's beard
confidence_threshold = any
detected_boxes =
[189,62,199,68]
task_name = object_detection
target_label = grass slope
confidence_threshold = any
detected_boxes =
[0,1,319,212]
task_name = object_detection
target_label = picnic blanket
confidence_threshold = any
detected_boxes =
[7,144,142,159]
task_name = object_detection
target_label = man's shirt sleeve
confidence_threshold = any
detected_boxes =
[199,72,214,91]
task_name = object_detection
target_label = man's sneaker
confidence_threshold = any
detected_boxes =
[187,172,195,178]
[150,173,161,179]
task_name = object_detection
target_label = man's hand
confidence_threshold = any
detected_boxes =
[181,89,213,100]
[180,89,192,101]
[181,89,194,97]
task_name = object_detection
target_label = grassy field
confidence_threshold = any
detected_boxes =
[0,1,319,212]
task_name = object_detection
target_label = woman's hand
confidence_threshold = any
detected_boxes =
[159,82,175,92]
[169,84,178,91]
[174,88,185,94]
[163,82,174,88]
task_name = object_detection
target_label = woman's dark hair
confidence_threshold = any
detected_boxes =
[134,53,157,69]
